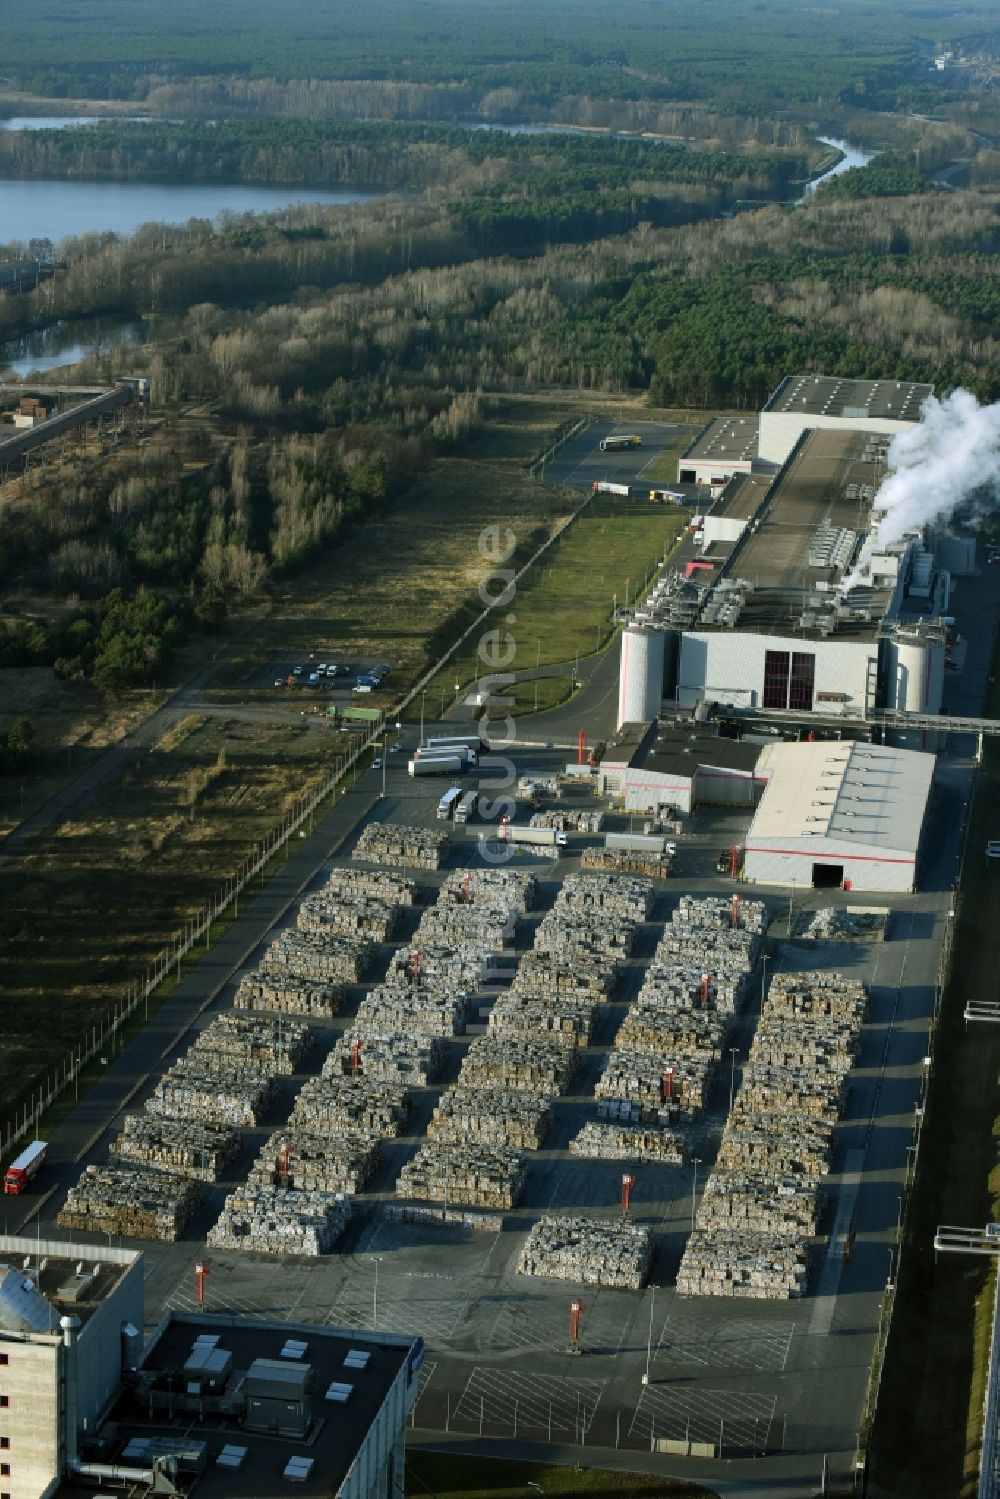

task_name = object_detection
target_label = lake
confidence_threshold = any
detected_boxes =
[0,177,382,246]
[0,317,147,377]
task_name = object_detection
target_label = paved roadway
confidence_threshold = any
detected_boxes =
[543,419,703,497]
[3,540,995,1496]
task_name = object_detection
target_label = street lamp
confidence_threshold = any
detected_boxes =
[381,736,387,799]
[729,1047,739,1111]
[420,692,426,744]
[370,1256,383,1330]
[690,1157,701,1234]
[642,1283,657,1385]
[761,952,769,1005]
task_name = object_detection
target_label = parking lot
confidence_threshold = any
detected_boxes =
[542,419,704,499]
[17,735,964,1491]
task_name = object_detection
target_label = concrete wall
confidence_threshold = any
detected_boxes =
[693,763,762,808]
[622,769,694,815]
[76,1253,143,1429]
[758,411,917,465]
[743,838,916,892]
[341,1354,414,1499]
[680,457,754,486]
[2,1334,60,1499]
[677,631,877,715]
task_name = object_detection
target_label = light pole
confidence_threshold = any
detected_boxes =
[690,1157,701,1234]
[729,1047,739,1111]
[420,692,426,744]
[381,736,387,799]
[642,1283,657,1385]
[371,1256,383,1330]
[760,952,768,1005]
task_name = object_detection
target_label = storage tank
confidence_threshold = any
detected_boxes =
[888,637,944,713]
[617,627,665,729]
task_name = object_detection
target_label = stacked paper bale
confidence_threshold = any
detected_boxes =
[427,1089,552,1151]
[249,1130,380,1195]
[261,925,374,982]
[590,896,768,1154]
[235,968,347,1018]
[517,1215,653,1290]
[147,1061,275,1128]
[189,1012,314,1077]
[678,969,867,1300]
[109,1116,240,1183]
[570,1121,685,1165]
[353,822,450,870]
[326,1030,444,1086]
[396,1143,526,1210]
[289,1074,410,1143]
[58,1164,202,1242]
[488,991,598,1049]
[458,1035,577,1096]
[530,809,604,833]
[355,983,470,1039]
[208,1184,351,1255]
[581,847,671,878]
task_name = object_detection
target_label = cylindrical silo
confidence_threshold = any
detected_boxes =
[617,627,665,729]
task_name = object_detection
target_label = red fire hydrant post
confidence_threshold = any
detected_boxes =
[621,1172,636,1217]
[195,1260,211,1305]
[568,1297,585,1353]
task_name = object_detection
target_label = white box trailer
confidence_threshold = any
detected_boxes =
[501,825,567,848]
[408,755,465,778]
[605,832,669,855]
[591,481,632,497]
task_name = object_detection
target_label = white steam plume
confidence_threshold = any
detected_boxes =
[844,388,1000,588]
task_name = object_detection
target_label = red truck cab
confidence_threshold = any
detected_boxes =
[4,1139,48,1194]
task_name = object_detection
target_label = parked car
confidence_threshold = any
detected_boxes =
[372,757,383,769]
[292,665,303,676]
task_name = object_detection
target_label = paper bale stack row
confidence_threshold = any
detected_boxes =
[353,821,450,870]
[110,1116,241,1183]
[208,1183,351,1255]
[677,969,867,1300]
[396,1142,526,1210]
[530,808,604,833]
[147,1061,276,1128]
[325,1031,445,1086]
[428,1089,553,1151]
[517,1215,653,1290]
[517,773,559,799]
[235,968,348,1018]
[570,1121,684,1165]
[58,1164,202,1242]
[289,1073,410,1143]
[189,1012,314,1076]
[583,897,768,1160]
[263,926,375,982]
[581,846,671,878]
[249,1129,381,1195]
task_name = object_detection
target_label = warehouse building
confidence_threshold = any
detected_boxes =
[621,425,954,736]
[676,414,764,490]
[758,374,933,464]
[742,739,934,892]
[598,720,765,814]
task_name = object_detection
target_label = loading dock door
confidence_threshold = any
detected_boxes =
[812,862,844,889]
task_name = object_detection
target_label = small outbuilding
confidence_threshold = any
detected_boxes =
[742,740,933,893]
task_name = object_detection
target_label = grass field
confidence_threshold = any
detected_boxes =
[0,398,583,1120]
[406,1452,718,1499]
[869,648,1000,1496]
[422,497,687,704]
[508,675,576,716]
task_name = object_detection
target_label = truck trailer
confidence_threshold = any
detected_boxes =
[599,434,642,451]
[605,832,671,855]
[408,754,467,777]
[499,824,567,848]
[591,481,632,497]
[423,734,484,756]
[4,1139,48,1194]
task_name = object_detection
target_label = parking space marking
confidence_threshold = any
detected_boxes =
[455,1366,605,1436]
[629,1383,776,1450]
[487,1291,625,1355]
[325,1284,470,1344]
[655,1310,795,1373]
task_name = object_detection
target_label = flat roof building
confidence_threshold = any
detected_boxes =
[598,720,765,814]
[677,415,764,489]
[742,740,934,892]
[759,374,933,464]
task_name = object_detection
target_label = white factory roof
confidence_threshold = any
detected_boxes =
[750,740,934,855]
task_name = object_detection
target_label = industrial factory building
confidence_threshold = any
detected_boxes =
[620,420,961,735]
[742,739,934,892]
[598,720,765,814]
[675,375,933,487]
[0,1233,421,1499]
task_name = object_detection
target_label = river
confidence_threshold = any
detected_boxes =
[799,136,876,200]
